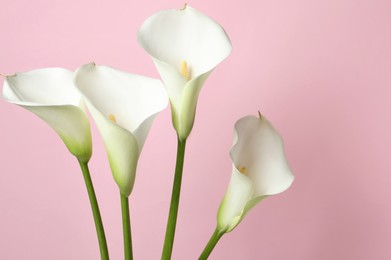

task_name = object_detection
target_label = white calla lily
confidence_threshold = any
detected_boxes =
[74,63,168,196]
[138,4,232,140]
[2,68,92,162]
[217,114,294,232]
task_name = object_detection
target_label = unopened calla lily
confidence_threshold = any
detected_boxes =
[138,4,232,140]
[74,63,168,196]
[217,113,294,232]
[2,68,92,162]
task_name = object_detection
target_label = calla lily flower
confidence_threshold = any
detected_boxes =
[2,68,92,162]
[74,63,168,196]
[138,4,232,140]
[217,114,294,232]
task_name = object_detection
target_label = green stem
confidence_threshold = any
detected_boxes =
[120,193,133,260]
[162,136,187,260]
[78,160,109,260]
[199,228,225,260]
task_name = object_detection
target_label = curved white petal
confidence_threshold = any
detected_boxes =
[174,71,211,140]
[217,114,294,232]
[138,5,232,77]
[138,5,232,139]
[86,102,139,196]
[74,63,168,196]
[217,165,254,232]
[230,115,294,197]
[2,68,92,162]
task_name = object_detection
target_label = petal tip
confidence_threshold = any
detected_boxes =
[1,73,16,78]
[180,3,188,10]
[278,173,295,194]
[86,61,97,68]
[76,62,97,75]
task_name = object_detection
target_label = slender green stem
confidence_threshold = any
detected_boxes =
[120,193,133,260]
[78,160,109,260]
[162,137,187,260]
[199,228,225,260]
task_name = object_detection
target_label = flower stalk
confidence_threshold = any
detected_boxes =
[120,194,133,260]
[78,160,109,260]
[199,228,225,260]
[162,137,187,259]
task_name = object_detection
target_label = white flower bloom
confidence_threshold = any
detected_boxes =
[217,114,294,232]
[2,68,92,162]
[138,4,232,140]
[74,63,168,196]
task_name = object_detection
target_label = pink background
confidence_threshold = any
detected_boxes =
[1,0,390,259]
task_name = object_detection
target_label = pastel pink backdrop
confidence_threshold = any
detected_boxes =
[1,0,390,259]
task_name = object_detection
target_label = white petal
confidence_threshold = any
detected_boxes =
[176,71,211,140]
[2,68,92,161]
[151,58,187,109]
[230,115,294,197]
[152,58,212,140]
[74,63,168,196]
[138,5,232,78]
[138,5,232,140]
[217,165,254,232]
[86,102,139,196]
[74,63,168,150]
[217,114,294,232]
[3,68,80,106]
